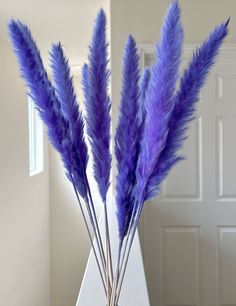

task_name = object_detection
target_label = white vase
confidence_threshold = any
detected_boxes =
[76,198,150,306]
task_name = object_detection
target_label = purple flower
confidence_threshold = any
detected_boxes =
[8,20,88,197]
[135,0,183,202]
[115,35,140,241]
[50,43,88,196]
[145,19,229,200]
[84,9,111,203]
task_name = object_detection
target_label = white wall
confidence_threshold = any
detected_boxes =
[50,150,91,306]
[0,38,50,306]
[110,1,236,305]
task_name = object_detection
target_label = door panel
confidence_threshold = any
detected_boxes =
[161,226,200,306]
[139,45,236,306]
[162,118,202,201]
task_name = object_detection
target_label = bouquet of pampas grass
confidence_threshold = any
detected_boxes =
[8,1,229,305]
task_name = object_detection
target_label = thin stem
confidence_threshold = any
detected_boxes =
[84,174,112,297]
[116,200,143,304]
[106,258,110,306]
[70,175,106,293]
[118,199,137,284]
[71,173,107,285]
[78,181,106,275]
[104,200,114,281]
[84,196,107,270]
[110,241,122,306]
[85,175,107,268]
[104,203,111,304]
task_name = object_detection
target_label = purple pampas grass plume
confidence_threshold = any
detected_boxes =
[8,20,88,197]
[82,63,89,105]
[50,43,88,196]
[139,67,151,123]
[8,20,63,152]
[115,35,140,241]
[8,21,67,153]
[135,0,183,202]
[145,19,229,201]
[85,9,111,203]
[140,68,151,109]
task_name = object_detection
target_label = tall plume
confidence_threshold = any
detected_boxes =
[84,9,111,203]
[145,20,229,200]
[135,0,183,202]
[50,43,88,196]
[115,36,140,241]
[8,20,88,197]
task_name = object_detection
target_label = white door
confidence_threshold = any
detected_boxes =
[139,45,236,306]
